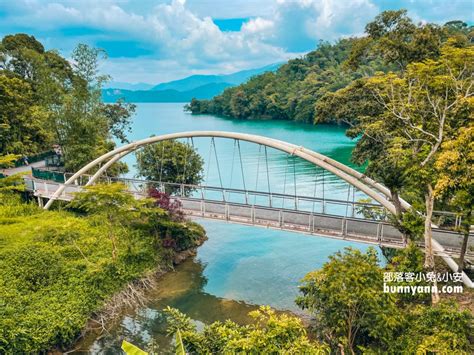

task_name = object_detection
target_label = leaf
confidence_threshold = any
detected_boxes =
[121,340,148,355]
[175,329,186,355]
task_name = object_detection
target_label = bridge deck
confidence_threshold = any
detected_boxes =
[25,177,473,259]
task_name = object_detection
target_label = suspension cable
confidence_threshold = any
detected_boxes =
[181,138,189,184]
[312,168,318,214]
[345,184,351,217]
[159,140,165,184]
[237,140,247,203]
[352,185,356,217]
[228,139,237,201]
[229,139,236,188]
[212,138,224,190]
[293,154,297,209]
[204,138,213,199]
[282,154,289,209]
[264,146,271,206]
[254,144,262,205]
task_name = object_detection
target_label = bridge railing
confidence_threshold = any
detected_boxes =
[29,168,466,228]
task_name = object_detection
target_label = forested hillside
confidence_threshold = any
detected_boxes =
[186,11,472,124]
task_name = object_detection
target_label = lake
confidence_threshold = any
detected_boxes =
[75,103,381,353]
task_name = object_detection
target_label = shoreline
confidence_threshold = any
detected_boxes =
[62,236,207,354]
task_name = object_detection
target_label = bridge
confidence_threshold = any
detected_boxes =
[6,131,473,287]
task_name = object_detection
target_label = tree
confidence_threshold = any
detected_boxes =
[0,75,51,155]
[68,183,160,259]
[0,35,135,171]
[361,44,473,302]
[316,79,407,222]
[53,43,135,172]
[296,248,400,353]
[164,306,329,354]
[0,154,25,192]
[434,125,474,271]
[297,247,472,353]
[347,10,447,71]
[135,140,204,195]
[393,301,472,353]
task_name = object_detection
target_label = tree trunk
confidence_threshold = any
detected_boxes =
[457,228,470,272]
[424,184,439,304]
[391,190,403,219]
[391,190,405,243]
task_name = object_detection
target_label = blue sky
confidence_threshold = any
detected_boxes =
[0,0,472,84]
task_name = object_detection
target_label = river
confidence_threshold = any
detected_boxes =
[75,103,381,353]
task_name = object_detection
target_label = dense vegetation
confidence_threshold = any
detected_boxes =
[164,306,329,353]
[0,186,206,353]
[164,246,472,354]
[0,34,134,172]
[297,247,472,353]
[187,12,471,126]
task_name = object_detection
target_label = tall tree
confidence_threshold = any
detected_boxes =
[360,43,473,302]
[434,126,474,271]
[347,10,446,71]
[135,140,204,195]
[52,43,135,172]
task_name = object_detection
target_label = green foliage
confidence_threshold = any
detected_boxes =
[54,43,135,172]
[297,247,473,353]
[121,340,149,355]
[164,306,329,354]
[348,10,448,70]
[393,301,473,354]
[0,155,25,192]
[0,34,135,173]
[296,248,400,352]
[135,140,204,195]
[185,38,379,123]
[395,209,425,241]
[386,242,430,304]
[0,187,205,353]
[355,198,387,221]
[0,74,51,154]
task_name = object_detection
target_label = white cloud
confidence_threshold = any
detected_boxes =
[1,0,472,83]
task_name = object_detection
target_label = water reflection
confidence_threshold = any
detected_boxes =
[76,219,383,354]
[77,259,263,354]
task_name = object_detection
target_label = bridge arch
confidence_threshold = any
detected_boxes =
[39,130,474,288]
[43,131,404,212]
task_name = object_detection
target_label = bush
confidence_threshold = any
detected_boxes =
[164,306,329,354]
[0,188,206,353]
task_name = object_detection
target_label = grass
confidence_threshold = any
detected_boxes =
[0,193,204,353]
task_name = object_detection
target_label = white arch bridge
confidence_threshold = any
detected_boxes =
[24,131,473,287]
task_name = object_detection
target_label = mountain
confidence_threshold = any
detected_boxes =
[151,63,282,92]
[102,82,234,103]
[102,62,282,103]
[104,81,154,91]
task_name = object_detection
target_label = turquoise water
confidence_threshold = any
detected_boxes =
[122,103,365,209]
[76,103,381,353]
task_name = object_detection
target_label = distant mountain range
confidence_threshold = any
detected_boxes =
[102,63,281,103]
[103,81,154,91]
[102,82,234,103]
